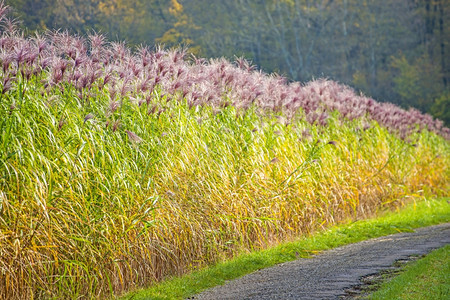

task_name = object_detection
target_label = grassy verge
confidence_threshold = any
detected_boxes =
[122,197,450,300]
[368,244,449,300]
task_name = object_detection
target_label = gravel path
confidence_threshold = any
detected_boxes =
[192,223,450,300]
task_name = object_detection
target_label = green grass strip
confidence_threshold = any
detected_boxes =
[121,198,450,300]
[368,244,449,299]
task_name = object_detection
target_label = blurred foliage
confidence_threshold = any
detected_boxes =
[5,0,449,125]
[391,53,444,112]
[431,90,450,126]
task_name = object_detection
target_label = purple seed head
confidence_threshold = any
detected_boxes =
[1,74,13,94]
[58,117,65,131]
[89,33,105,50]
[2,17,19,36]
[108,101,120,114]
[0,1,10,22]
[83,113,94,123]
[112,120,120,132]
[126,130,143,143]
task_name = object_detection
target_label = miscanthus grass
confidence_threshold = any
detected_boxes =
[0,2,448,298]
[1,80,448,299]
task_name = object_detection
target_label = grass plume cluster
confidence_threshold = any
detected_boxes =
[0,2,449,298]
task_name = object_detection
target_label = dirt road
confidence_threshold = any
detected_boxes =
[192,223,450,300]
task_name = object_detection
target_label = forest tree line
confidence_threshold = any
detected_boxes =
[5,0,450,125]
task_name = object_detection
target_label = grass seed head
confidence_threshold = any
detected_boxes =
[83,113,94,123]
[126,130,143,143]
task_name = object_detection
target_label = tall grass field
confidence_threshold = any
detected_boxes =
[0,2,449,299]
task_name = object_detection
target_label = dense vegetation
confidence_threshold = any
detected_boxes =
[5,0,450,125]
[0,2,448,298]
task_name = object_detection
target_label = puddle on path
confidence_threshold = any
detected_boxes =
[341,254,423,299]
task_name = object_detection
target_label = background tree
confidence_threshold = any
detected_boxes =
[156,0,201,54]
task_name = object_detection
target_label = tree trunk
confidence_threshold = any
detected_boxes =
[438,1,447,86]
